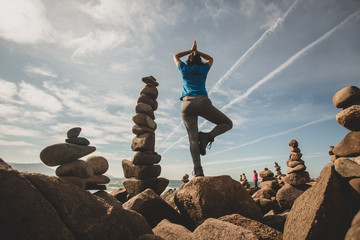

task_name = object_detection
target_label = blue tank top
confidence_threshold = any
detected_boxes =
[178,61,210,100]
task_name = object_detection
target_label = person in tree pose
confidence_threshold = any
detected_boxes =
[173,40,233,177]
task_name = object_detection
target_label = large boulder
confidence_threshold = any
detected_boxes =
[0,160,75,240]
[283,163,355,240]
[219,214,283,240]
[345,210,360,240]
[122,189,194,230]
[174,175,262,226]
[193,218,258,240]
[153,219,194,240]
[23,172,153,239]
[276,183,310,210]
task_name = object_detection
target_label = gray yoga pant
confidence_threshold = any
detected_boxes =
[181,95,233,168]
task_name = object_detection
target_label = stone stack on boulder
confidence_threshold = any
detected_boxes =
[122,76,169,197]
[40,127,110,190]
[283,139,310,186]
[240,173,250,188]
[331,85,360,208]
[274,162,285,184]
[252,168,280,214]
[276,139,311,210]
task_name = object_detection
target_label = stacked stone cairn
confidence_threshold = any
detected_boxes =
[40,127,110,190]
[181,174,189,184]
[284,139,310,186]
[275,140,311,210]
[274,162,285,184]
[252,168,279,214]
[330,86,360,198]
[240,173,250,188]
[122,76,169,197]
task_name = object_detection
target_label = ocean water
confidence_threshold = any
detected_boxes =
[105,177,255,193]
[105,177,183,193]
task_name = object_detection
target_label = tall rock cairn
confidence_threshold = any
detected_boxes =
[40,127,110,190]
[284,139,310,186]
[122,76,169,197]
[330,86,360,195]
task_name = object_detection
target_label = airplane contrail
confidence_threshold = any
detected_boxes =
[208,0,299,95]
[207,115,334,157]
[221,9,360,111]
[158,1,299,153]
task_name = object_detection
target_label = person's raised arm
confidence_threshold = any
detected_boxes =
[173,50,191,67]
[173,40,197,67]
[197,50,213,68]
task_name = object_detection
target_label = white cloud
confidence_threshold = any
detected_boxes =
[0,139,34,146]
[0,78,17,102]
[0,0,54,44]
[0,124,40,137]
[69,29,127,58]
[18,81,63,113]
[24,64,58,78]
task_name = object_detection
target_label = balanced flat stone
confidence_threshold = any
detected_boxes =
[333,131,360,157]
[138,94,158,111]
[283,171,310,186]
[85,184,106,190]
[86,175,110,185]
[122,159,161,179]
[132,113,157,130]
[132,124,155,135]
[67,127,82,138]
[286,164,306,174]
[334,157,360,178]
[287,159,305,168]
[123,177,169,197]
[290,147,301,153]
[131,133,155,152]
[58,176,87,188]
[333,86,360,108]
[142,76,159,87]
[135,103,155,119]
[336,105,360,131]
[40,143,96,166]
[140,85,158,99]
[85,156,109,175]
[132,151,161,165]
[55,160,94,178]
[65,137,90,146]
[289,152,302,161]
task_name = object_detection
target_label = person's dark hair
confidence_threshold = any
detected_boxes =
[186,51,204,66]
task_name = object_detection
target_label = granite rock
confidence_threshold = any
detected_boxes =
[123,177,169,197]
[40,143,96,166]
[174,175,262,226]
[153,219,193,240]
[55,159,94,178]
[67,127,82,138]
[122,159,161,179]
[336,105,360,131]
[132,151,162,165]
[131,133,156,152]
[334,157,360,178]
[65,137,90,146]
[333,86,360,109]
[333,131,360,157]
[133,113,157,130]
[85,156,109,175]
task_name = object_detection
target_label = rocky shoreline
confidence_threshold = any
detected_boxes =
[0,85,359,240]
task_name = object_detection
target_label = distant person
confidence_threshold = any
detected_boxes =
[173,40,233,177]
[253,170,258,188]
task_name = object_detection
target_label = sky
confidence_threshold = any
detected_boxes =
[0,0,359,181]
